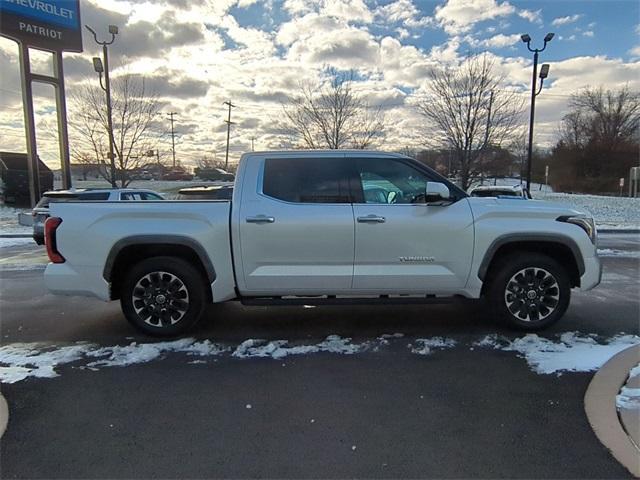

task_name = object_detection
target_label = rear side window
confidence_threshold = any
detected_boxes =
[262,158,350,203]
[78,192,110,200]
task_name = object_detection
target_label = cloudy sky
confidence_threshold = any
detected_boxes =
[1,0,639,170]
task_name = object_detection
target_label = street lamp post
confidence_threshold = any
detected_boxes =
[86,24,119,187]
[521,32,554,193]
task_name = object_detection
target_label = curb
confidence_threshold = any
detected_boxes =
[0,392,8,439]
[598,230,640,234]
[584,345,640,478]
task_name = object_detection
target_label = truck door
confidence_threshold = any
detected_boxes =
[236,156,355,295]
[350,156,474,294]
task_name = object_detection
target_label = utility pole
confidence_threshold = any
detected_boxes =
[167,111,178,168]
[223,101,236,170]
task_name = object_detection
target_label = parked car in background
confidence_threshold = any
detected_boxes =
[177,184,234,200]
[163,169,193,181]
[32,188,164,245]
[468,184,530,199]
[194,167,235,182]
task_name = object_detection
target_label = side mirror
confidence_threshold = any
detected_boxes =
[425,182,450,203]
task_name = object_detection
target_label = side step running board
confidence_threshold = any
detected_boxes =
[240,295,471,307]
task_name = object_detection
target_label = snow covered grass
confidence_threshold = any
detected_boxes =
[2,332,638,383]
[474,332,640,375]
[616,363,640,411]
[534,192,640,230]
[0,205,31,235]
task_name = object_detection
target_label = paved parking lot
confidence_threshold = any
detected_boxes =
[0,234,638,478]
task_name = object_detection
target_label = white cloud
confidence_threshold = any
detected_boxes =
[375,0,433,28]
[630,46,640,57]
[480,33,521,48]
[582,30,594,37]
[518,9,542,24]
[434,0,515,34]
[551,14,583,27]
[322,0,374,23]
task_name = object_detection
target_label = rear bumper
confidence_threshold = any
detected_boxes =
[44,263,110,301]
[580,255,602,291]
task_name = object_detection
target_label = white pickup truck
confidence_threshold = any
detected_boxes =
[43,150,601,336]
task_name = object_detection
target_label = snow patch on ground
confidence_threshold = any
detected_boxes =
[0,335,373,382]
[410,337,457,355]
[617,387,640,410]
[232,335,367,359]
[0,237,35,248]
[2,333,637,383]
[0,342,95,383]
[616,362,640,411]
[86,338,229,367]
[474,332,640,375]
[597,248,640,258]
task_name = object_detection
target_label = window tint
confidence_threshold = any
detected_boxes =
[141,192,163,200]
[78,192,110,200]
[355,158,430,204]
[263,158,350,203]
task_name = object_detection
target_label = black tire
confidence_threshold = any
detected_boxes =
[485,252,571,331]
[120,256,207,337]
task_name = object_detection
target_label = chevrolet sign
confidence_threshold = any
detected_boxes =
[0,0,82,52]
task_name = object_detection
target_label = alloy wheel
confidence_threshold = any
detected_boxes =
[132,271,190,327]
[504,267,560,322]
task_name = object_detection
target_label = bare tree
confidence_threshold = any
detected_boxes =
[69,74,161,187]
[282,69,385,150]
[416,54,523,189]
[561,86,640,150]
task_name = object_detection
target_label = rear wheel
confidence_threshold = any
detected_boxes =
[486,253,570,330]
[120,256,206,336]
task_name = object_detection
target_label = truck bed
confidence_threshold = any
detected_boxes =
[45,201,236,302]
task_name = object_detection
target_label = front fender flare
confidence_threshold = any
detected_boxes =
[477,233,585,281]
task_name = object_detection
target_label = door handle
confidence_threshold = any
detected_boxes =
[246,215,275,224]
[357,215,386,223]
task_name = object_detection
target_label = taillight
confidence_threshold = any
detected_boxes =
[44,217,65,263]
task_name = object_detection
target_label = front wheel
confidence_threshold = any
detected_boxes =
[486,253,571,330]
[120,256,207,336]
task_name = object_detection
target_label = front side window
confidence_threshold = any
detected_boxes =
[263,158,350,203]
[355,158,430,204]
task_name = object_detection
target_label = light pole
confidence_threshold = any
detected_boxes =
[86,24,119,187]
[521,32,554,193]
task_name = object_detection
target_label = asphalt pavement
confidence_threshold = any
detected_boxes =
[0,234,638,478]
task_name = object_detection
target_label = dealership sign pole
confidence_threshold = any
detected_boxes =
[0,0,82,206]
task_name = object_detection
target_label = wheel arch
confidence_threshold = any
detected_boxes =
[478,233,584,290]
[104,235,215,300]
